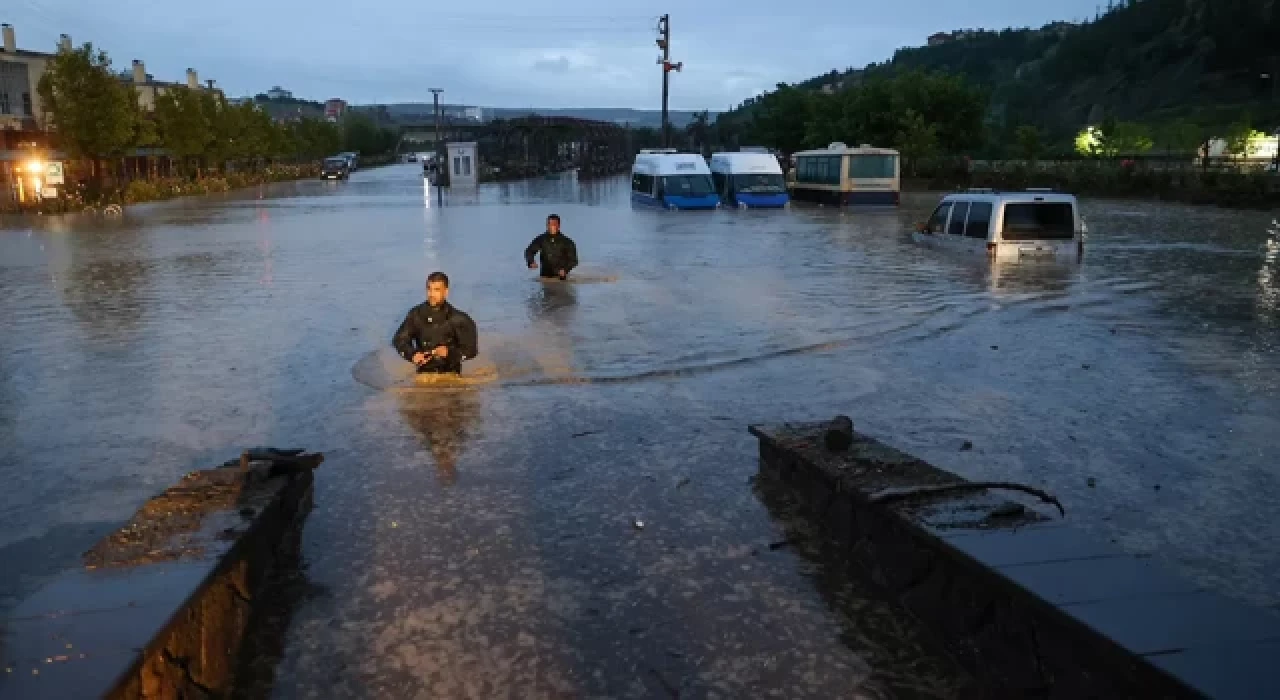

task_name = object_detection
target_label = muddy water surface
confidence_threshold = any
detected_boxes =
[2,165,1278,696]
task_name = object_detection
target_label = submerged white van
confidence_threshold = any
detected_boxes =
[630,149,720,210]
[912,189,1085,261]
[708,149,789,208]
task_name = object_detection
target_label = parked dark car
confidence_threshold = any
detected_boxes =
[321,157,350,180]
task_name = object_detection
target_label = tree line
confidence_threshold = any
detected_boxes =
[37,43,400,175]
[679,71,985,172]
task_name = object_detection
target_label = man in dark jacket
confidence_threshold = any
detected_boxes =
[392,271,478,374]
[524,214,579,280]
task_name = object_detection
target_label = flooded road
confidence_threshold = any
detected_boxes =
[2,165,1278,696]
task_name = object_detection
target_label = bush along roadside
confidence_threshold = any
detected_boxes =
[121,164,321,205]
[905,161,1280,211]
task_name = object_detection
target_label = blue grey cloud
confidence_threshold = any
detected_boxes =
[6,0,1101,109]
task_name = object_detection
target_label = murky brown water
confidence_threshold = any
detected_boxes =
[2,165,1278,696]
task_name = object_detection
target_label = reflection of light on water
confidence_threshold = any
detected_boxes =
[257,206,273,287]
[1257,220,1279,318]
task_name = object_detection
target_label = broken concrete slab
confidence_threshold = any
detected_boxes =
[0,449,321,700]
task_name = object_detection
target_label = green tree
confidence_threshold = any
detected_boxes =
[1107,121,1154,155]
[1014,125,1042,161]
[1224,118,1257,158]
[1153,119,1203,155]
[342,112,397,156]
[894,109,938,174]
[36,43,137,161]
[154,87,212,173]
[746,84,813,153]
[685,111,711,156]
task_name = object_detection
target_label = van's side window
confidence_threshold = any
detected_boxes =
[947,202,970,235]
[632,173,654,194]
[927,203,951,233]
[965,202,992,239]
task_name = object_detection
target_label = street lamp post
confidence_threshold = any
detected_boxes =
[430,88,443,178]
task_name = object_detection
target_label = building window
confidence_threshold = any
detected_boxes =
[22,92,31,116]
[462,155,471,176]
[453,156,460,175]
[0,91,10,115]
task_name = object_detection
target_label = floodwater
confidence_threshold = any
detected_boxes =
[2,165,1278,696]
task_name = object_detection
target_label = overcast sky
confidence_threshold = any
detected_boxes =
[9,0,1101,110]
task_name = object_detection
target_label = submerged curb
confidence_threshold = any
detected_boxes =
[750,422,1279,699]
[0,449,321,700]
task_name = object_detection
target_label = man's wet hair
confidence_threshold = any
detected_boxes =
[426,271,449,288]
[547,214,560,223]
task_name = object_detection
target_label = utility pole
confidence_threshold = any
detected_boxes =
[656,15,681,149]
[430,88,443,173]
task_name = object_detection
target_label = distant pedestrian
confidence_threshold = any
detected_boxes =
[524,214,579,280]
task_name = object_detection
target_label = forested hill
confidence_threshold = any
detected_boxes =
[729,0,1279,144]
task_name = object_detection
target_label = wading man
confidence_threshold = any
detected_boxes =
[392,272,478,374]
[524,214,579,280]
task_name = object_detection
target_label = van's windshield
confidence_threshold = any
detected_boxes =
[1001,202,1075,240]
[732,173,786,194]
[662,175,715,197]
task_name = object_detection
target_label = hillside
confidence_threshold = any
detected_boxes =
[728,0,1280,147]
[365,104,713,129]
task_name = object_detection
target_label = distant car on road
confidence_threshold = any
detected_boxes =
[338,151,359,171]
[321,156,350,180]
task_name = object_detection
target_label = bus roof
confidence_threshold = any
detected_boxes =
[708,152,783,175]
[632,152,712,176]
[793,142,899,157]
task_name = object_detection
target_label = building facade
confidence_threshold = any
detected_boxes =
[0,24,71,131]
[324,98,347,122]
[126,61,222,111]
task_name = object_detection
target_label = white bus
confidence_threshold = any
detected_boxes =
[709,149,789,208]
[630,149,720,210]
[788,143,900,207]
[912,189,1085,262]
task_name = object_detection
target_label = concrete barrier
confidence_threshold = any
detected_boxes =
[750,422,1279,699]
[0,449,321,699]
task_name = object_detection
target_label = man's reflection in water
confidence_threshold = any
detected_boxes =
[526,279,578,324]
[397,389,483,486]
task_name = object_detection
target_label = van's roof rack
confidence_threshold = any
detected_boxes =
[963,187,996,193]
[1025,187,1055,192]
[639,148,678,154]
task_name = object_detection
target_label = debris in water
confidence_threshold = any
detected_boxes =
[1154,484,1161,491]
[990,345,999,350]
[1087,477,1097,488]
[632,518,645,530]
[571,430,600,438]
[988,502,1025,519]
[1082,364,1092,370]
[391,521,399,528]
[823,415,855,452]
[676,477,691,489]
[961,440,973,451]
[768,538,797,550]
